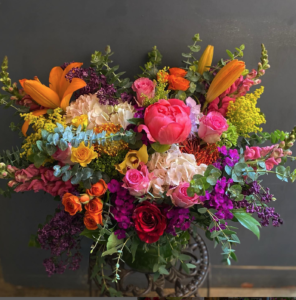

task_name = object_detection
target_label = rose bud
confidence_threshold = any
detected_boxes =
[8,180,18,188]
[79,194,91,204]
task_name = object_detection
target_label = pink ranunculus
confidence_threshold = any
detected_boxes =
[122,163,153,197]
[167,182,200,208]
[260,146,274,158]
[265,157,279,170]
[132,78,156,106]
[198,111,228,143]
[244,146,261,161]
[138,99,191,145]
[14,164,40,183]
[52,144,74,165]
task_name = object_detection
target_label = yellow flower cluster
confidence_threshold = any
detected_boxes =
[20,108,67,158]
[226,86,266,137]
[94,123,129,156]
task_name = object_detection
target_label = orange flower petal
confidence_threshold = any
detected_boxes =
[198,45,214,75]
[19,79,27,88]
[59,62,83,99]
[23,80,60,108]
[49,66,63,96]
[60,78,87,111]
[206,59,245,103]
[21,109,48,136]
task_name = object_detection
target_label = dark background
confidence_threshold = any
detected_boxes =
[0,0,296,290]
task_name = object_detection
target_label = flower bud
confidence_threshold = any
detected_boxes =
[287,141,294,147]
[290,135,295,139]
[1,171,8,177]
[7,165,18,174]
[259,69,265,75]
[265,64,270,69]
[258,62,262,68]
[8,87,13,92]
[279,141,285,148]
[272,197,277,201]
[79,194,91,204]
[0,162,6,169]
[8,180,17,188]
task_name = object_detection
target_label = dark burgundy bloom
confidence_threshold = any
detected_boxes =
[132,201,167,243]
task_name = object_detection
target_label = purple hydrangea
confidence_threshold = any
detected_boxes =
[37,207,84,276]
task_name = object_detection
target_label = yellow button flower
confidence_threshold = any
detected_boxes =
[115,144,148,174]
[71,141,98,167]
[72,114,88,130]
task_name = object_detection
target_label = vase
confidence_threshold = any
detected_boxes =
[122,244,176,273]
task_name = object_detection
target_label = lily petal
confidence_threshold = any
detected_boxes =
[19,79,27,88]
[59,62,83,99]
[49,66,63,96]
[60,78,87,111]
[198,45,214,75]
[137,144,148,164]
[21,109,48,136]
[23,80,60,108]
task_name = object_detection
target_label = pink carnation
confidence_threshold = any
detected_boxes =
[167,182,200,208]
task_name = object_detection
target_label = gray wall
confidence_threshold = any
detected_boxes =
[0,0,296,290]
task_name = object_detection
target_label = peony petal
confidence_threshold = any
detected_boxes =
[23,80,60,108]
[59,62,83,98]
[157,123,183,145]
[49,66,63,96]
[60,78,87,111]
[138,124,156,142]
[21,109,48,136]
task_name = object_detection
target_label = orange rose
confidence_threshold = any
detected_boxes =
[168,75,190,91]
[62,193,82,216]
[86,179,108,197]
[85,198,103,215]
[169,68,187,78]
[79,194,91,204]
[84,211,103,230]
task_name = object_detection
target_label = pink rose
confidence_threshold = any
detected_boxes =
[15,164,40,183]
[260,146,274,158]
[122,163,153,196]
[52,144,74,165]
[198,111,228,143]
[167,182,200,208]
[244,146,261,161]
[132,78,156,106]
[138,99,191,145]
[265,157,279,170]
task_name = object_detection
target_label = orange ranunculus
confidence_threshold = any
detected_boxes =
[198,45,214,75]
[206,59,245,103]
[169,68,187,78]
[168,75,190,91]
[20,62,87,136]
[84,211,103,230]
[62,193,82,216]
[85,198,103,215]
[79,194,91,204]
[86,179,108,197]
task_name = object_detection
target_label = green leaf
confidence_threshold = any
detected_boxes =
[151,142,170,153]
[186,263,196,269]
[107,232,123,250]
[181,262,190,274]
[101,247,119,257]
[226,50,234,59]
[127,118,144,125]
[188,45,201,52]
[131,238,139,263]
[198,207,207,214]
[158,265,169,275]
[232,211,261,239]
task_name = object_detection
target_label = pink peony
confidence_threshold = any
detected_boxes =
[132,78,156,106]
[167,182,200,208]
[138,99,191,145]
[122,163,153,197]
[265,157,279,170]
[15,164,40,183]
[198,111,228,143]
[244,146,261,161]
[52,144,74,165]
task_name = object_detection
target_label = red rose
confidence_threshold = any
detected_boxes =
[132,201,167,244]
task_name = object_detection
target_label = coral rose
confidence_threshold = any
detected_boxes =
[198,111,228,143]
[87,179,108,197]
[132,77,156,106]
[132,201,167,243]
[138,99,191,145]
[84,211,103,230]
[62,193,82,216]
[169,68,187,77]
[168,75,190,91]
[85,198,103,215]
[70,141,98,167]
[167,182,200,208]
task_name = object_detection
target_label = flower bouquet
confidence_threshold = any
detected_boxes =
[0,33,295,295]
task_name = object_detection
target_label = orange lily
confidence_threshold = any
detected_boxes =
[197,45,214,75]
[206,59,245,103]
[20,62,87,136]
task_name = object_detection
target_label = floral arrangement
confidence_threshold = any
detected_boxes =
[1,33,296,296]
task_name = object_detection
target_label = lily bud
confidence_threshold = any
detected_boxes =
[197,45,214,75]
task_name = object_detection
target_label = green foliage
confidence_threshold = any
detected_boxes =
[0,147,29,169]
[225,44,246,60]
[138,46,163,79]
[90,46,132,96]
[182,33,202,70]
